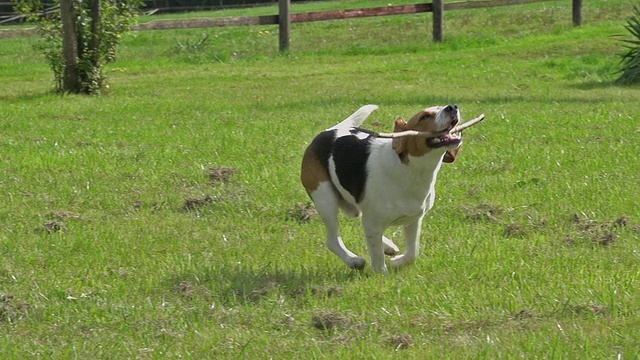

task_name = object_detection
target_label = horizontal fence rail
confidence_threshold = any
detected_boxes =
[130,3,437,30]
[2,0,583,47]
[131,0,581,50]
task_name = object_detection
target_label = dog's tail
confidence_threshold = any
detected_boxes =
[330,104,379,130]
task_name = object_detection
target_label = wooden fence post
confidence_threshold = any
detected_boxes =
[572,0,582,26]
[279,0,290,52]
[432,0,443,42]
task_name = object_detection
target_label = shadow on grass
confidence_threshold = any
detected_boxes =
[570,79,640,90]
[0,89,58,103]
[165,264,365,305]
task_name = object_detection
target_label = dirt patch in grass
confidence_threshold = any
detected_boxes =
[173,280,210,300]
[287,202,318,223]
[207,167,238,184]
[34,220,67,234]
[460,204,635,245]
[462,203,505,223]
[35,210,84,234]
[504,223,529,238]
[462,203,549,238]
[561,303,609,317]
[228,279,343,303]
[512,308,534,321]
[440,319,495,335]
[182,195,217,212]
[388,333,414,350]
[0,294,29,324]
[49,210,81,220]
[293,284,343,298]
[565,213,632,246]
[311,310,350,332]
[248,281,279,300]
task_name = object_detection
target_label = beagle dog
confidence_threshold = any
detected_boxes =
[301,104,462,273]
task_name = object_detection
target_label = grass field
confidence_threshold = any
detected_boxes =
[1,0,639,358]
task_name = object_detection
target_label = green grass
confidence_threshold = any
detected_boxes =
[1,0,639,358]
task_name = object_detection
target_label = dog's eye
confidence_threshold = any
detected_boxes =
[420,115,431,121]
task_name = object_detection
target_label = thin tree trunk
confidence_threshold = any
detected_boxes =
[59,0,82,93]
[89,0,102,85]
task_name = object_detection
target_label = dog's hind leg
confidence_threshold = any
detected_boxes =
[312,182,366,270]
[390,218,422,268]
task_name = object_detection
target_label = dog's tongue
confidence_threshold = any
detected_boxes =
[441,134,459,143]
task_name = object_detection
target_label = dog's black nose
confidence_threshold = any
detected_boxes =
[445,104,458,112]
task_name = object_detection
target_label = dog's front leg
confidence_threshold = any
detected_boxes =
[390,217,423,268]
[362,217,388,273]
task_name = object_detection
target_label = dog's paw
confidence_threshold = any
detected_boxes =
[389,253,414,268]
[347,257,367,270]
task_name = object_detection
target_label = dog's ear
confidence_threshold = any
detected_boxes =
[392,118,409,163]
[443,148,460,163]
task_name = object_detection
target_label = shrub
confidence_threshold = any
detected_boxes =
[16,0,142,94]
[616,5,640,84]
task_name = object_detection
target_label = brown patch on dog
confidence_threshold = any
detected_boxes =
[443,148,460,163]
[208,167,237,184]
[301,147,331,194]
[287,202,318,222]
[392,117,409,163]
[394,108,443,161]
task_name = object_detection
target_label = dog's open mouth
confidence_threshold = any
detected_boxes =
[426,133,462,148]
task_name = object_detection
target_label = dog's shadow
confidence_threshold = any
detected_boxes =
[165,264,364,305]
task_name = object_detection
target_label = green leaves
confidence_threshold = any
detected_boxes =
[616,5,640,84]
[15,0,143,94]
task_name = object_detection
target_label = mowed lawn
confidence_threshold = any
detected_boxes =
[0,0,639,358]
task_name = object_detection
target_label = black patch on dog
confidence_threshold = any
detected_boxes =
[332,129,373,203]
[309,130,337,172]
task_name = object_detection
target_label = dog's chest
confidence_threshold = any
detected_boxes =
[363,146,442,222]
[324,129,443,218]
[365,177,436,224]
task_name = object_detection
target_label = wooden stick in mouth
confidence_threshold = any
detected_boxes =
[450,114,485,134]
[374,129,446,139]
[375,114,485,139]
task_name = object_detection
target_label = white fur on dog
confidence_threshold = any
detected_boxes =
[302,105,462,273]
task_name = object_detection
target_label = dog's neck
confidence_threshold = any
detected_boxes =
[376,140,447,196]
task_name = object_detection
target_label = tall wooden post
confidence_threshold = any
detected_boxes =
[572,0,582,26]
[279,0,290,52]
[432,0,444,43]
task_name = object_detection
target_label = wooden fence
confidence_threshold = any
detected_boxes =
[132,0,584,51]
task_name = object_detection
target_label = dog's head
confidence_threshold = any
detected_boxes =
[392,105,463,164]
